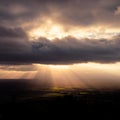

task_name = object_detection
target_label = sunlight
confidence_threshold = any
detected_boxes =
[27,19,120,41]
[1,63,120,89]
[28,19,68,40]
[29,25,66,40]
[48,65,69,70]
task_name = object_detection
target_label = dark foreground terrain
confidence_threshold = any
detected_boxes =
[0,80,120,119]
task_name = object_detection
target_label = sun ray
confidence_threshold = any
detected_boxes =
[1,63,120,90]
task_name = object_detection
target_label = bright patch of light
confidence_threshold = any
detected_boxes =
[48,65,69,69]
[28,19,68,40]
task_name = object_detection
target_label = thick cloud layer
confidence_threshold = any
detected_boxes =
[0,0,120,28]
[0,0,120,65]
[0,26,120,64]
[0,26,31,53]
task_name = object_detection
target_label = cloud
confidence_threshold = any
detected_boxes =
[0,26,31,53]
[0,1,120,65]
[29,36,120,64]
[0,0,120,29]
[0,26,27,38]
[115,6,120,15]
[0,26,120,65]
[0,65,36,71]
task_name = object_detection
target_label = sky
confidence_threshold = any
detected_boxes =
[0,0,120,90]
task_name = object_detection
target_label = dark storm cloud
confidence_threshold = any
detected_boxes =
[0,26,120,64]
[0,0,120,28]
[0,26,27,38]
[29,36,120,64]
[0,26,31,56]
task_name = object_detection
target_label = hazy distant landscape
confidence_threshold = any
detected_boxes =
[0,79,120,119]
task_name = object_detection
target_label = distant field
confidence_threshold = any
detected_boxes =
[0,79,120,119]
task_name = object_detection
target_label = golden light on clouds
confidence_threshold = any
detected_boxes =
[28,19,69,40]
[1,0,120,93]
[27,19,120,40]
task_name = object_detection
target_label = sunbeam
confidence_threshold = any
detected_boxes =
[1,63,120,90]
